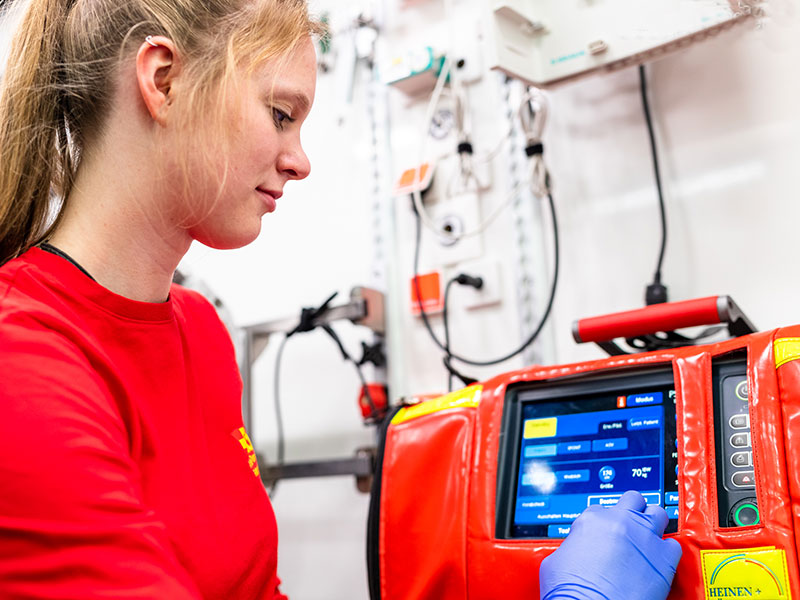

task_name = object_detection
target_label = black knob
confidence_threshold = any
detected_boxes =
[729,498,759,527]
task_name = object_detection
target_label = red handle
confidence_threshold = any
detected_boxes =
[573,296,726,344]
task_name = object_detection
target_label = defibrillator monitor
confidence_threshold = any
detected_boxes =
[496,369,679,539]
[373,332,799,599]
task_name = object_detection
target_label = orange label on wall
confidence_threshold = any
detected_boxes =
[395,163,433,196]
[410,271,443,315]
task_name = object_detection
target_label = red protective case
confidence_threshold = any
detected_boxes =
[374,327,800,599]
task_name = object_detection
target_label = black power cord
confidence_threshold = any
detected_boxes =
[270,295,384,498]
[319,323,380,420]
[412,187,559,367]
[442,274,484,391]
[272,291,338,487]
[639,64,669,306]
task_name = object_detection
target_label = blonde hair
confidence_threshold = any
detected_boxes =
[0,0,324,265]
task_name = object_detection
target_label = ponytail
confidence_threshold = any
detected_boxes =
[0,0,73,265]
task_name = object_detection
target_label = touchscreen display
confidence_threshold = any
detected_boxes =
[509,385,678,538]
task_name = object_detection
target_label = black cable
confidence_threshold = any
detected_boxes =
[272,292,337,481]
[443,277,458,391]
[268,288,387,499]
[269,334,290,498]
[443,275,485,390]
[639,65,669,303]
[442,278,457,354]
[270,325,381,498]
[320,324,379,419]
[274,335,289,466]
[412,190,559,367]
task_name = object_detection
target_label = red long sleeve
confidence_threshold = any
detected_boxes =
[0,248,285,599]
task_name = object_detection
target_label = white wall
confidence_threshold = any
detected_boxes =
[544,5,800,364]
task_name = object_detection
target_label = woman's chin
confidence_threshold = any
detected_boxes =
[190,221,262,250]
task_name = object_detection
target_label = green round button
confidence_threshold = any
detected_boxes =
[734,503,760,526]
[735,380,749,401]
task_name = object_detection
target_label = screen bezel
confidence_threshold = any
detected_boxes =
[495,366,678,539]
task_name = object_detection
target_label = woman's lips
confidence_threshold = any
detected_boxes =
[256,188,280,213]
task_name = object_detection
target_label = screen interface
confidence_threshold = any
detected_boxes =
[511,385,678,538]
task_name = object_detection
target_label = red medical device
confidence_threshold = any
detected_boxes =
[368,298,799,599]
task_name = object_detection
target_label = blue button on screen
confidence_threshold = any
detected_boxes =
[599,420,626,433]
[556,470,590,483]
[548,524,572,538]
[519,498,549,510]
[628,416,661,431]
[665,492,679,505]
[588,494,623,506]
[525,444,558,458]
[642,493,661,505]
[592,438,629,452]
[557,441,591,455]
[628,392,663,406]
[667,505,679,519]
[598,466,616,483]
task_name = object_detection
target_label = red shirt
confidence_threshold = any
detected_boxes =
[0,248,286,599]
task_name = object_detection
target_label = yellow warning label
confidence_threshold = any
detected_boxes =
[523,417,558,439]
[775,338,800,369]
[701,547,792,599]
[391,385,482,425]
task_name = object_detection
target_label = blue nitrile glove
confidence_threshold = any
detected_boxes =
[539,490,682,600]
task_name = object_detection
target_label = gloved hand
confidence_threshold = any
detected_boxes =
[539,491,682,600]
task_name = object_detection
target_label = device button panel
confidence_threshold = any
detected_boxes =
[720,375,755,491]
[715,365,758,528]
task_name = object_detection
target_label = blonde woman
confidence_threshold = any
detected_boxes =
[0,0,318,597]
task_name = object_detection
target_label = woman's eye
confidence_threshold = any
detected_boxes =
[272,108,292,129]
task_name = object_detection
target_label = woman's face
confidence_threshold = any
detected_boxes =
[182,38,317,249]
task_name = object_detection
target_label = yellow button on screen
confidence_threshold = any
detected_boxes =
[524,417,558,439]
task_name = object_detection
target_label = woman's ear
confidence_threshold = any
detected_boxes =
[136,36,180,126]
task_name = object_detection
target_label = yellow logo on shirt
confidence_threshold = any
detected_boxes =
[701,547,792,599]
[232,427,260,477]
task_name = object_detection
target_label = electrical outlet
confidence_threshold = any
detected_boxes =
[429,192,484,267]
[453,258,502,310]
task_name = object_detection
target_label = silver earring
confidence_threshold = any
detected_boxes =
[145,35,159,48]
